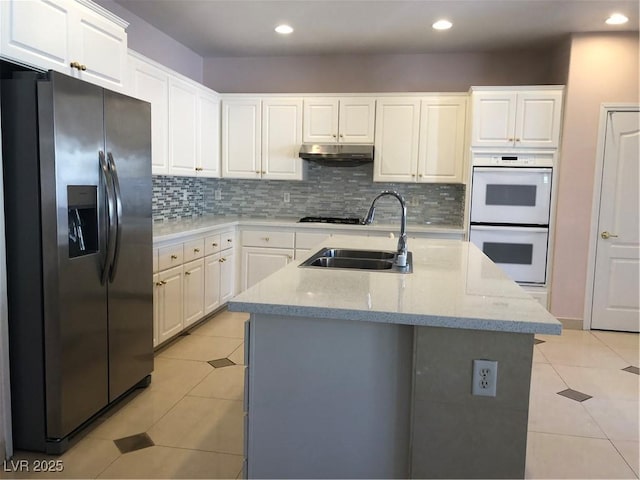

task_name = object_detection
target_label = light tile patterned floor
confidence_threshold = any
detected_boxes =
[1,311,638,479]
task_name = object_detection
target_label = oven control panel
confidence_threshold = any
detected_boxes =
[472,152,554,168]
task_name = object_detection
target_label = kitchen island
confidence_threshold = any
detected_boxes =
[228,235,561,479]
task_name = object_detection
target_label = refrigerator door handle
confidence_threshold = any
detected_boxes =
[107,152,123,282]
[99,151,117,285]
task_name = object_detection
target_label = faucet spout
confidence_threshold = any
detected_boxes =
[362,190,408,267]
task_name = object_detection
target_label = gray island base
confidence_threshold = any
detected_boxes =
[229,236,561,479]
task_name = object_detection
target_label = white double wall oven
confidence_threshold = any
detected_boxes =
[469,153,554,285]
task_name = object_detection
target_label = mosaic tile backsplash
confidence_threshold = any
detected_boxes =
[153,163,465,226]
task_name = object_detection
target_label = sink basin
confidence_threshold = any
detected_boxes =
[299,247,412,273]
[321,248,396,260]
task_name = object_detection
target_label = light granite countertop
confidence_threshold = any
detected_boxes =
[228,235,562,335]
[153,215,464,243]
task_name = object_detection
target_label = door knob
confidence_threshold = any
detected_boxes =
[601,231,619,239]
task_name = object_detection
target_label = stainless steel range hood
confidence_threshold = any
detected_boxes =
[299,143,374,167]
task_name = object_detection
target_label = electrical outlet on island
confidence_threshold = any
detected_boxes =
[472,359,498,397]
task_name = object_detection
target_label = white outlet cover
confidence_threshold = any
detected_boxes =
[472,359,498,397]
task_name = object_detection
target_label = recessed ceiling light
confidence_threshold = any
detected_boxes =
[275,24,294,34]
[605,13,629,25]
[432,19,453,30]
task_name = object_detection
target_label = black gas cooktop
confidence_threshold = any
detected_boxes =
[298,216,362,225]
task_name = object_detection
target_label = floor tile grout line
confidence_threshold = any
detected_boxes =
[589,331,639,367]
[526,427,608,440]
[609,438,640,479]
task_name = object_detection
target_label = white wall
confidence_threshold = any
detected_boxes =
[550,32,639,322]
[93,0,203,82]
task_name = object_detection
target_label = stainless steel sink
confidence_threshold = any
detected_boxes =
[299,247,412,273]
[321,248,396,260]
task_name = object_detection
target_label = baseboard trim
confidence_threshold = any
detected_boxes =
[557,318,584,330]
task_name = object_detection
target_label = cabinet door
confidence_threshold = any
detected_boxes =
[72,5,127,91]
[339,98,376,143]
[471,91,517,148]
[168,77,198,176]
[222,99,262,179]
[0,0,74,73]
[242,247,293,290]
[153,273,160,348]
[157,266,183,345]
[515,91,563,148]
[418,97,467,183]
[373,98,421,182]
[220,250,236,303]
[183,259,205,328]
[204,254,222,315]
[262,98,305,180]
[197,91,221,177]
[129,55,169,174]
[303,98,339,143]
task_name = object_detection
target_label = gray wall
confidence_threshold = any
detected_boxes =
[94,0,203,82]
[203,50,559,93]
[153,163,465,226]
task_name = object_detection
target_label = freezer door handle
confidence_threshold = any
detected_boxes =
[107,152,123,282]
[99,151,117,285]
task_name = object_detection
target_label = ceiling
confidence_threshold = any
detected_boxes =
[114,0,639,57]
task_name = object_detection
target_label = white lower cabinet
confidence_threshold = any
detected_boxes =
[155,265,184,345]
[183,258,205,328]
[241,229,295,290]
[153,229,236,347]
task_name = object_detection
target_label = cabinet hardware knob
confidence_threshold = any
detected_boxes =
[212,242,218,247]
[194,248,200,253]
[287,255,292,260]
[80,64,87,71]
[263,237,269,241]
[339,134,343,138]
[70,61,80,69]
[255,170,260,174]
[418,174,423,177]
[219,258,224,263]
[171,255,178,260]
[516,138,521,142]
[185,271,191,276]
[161,280,167,285]
[262,170,266,174]
[332,134,336,138]
[601,231,619,239]
[227,239,232,243]
[195,167,203,171]
[411,174,415,177]
[155,281,163,286]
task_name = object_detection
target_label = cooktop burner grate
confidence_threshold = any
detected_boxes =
[299,216,362,225]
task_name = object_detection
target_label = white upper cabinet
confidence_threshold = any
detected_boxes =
[129,53,169,174]
[303,97,375,143]
[374,96,468,184]
[168,77,199,176]
[417,97,468,183]
[128,51,221,178]
[197,91,221,178]
[222,98,262,179]
[0,0,128,91]
[262,98,305,180]
[373,98,421,182]
[471,88,563,148]
[222,97,306,180]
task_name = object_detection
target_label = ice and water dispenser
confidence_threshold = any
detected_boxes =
[67,185,98,258]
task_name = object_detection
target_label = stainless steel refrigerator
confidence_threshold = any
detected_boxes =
[1,70,153,454]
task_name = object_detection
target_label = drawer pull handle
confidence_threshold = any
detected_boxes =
[171,255,178,260]
[194,248,200,253]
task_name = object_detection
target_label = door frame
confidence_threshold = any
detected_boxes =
[584,103,639,330]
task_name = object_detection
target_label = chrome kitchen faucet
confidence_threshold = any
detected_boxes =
[362,190,408,268]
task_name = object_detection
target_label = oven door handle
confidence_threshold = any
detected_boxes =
[469,225,549,233]
[472,167,552,174]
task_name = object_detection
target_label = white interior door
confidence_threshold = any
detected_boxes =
[591,110,640,332]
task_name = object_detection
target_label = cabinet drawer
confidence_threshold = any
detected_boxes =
[205,234,222,256]
[242,230,295,248]
[221,230,235,250]
[158,244,184,270]
[296,231,329,250]
[183,239,205,262]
